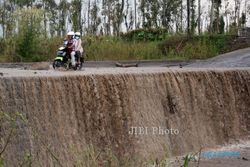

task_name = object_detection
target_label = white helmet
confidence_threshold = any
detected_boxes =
[67,31,75,36]
[75,32,81,36]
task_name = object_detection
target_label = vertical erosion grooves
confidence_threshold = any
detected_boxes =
[0,70,250,166]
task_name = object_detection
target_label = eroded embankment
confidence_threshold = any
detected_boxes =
[0,69,250,166]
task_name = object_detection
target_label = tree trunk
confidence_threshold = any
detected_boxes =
[210,0,214,33]
[79,0,82,34]
[190,0,195,34]
[187,0,190,36]
[181,0,183,32]
[134,0,137,29]
[198,0,201,34]
[87,0,90,33]
[43,2,47,38]
[234,0,237,26]
[2,0,6,38]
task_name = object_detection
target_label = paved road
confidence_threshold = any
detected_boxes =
[0,60,195,69]
[0,47,250,69]
[187,47,250,68]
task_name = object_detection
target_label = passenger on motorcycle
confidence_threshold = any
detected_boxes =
[74,32,84,65]
[66,31,76,67]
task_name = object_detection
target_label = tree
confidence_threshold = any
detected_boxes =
[43,0,59,37]
[134,0,137,29]
[160,0,182,32]
[214,0,222,33]
[15,8,44,60]
[234,0,241,29]
[113,0,125,35]
[187,0,190,36]
[71,0,82,32]
[219,15,225,34]
[89,0,101,34]
[124,0,134,32]
[240,12,246,28]
[210,0,214,33]
[139,0,146,28]
[0,0,6,38]
[190,0,196,34]
[0,0,16,38]
[58,0,68,36]
[16,0,35,7]
[198,0,201,34]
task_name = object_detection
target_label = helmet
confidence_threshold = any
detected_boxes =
[75,32,81,36]
[67,31,75,36]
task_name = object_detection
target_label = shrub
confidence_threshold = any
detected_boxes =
[121,28,169,41]
[159,34,237,59]
[84,36,165,60]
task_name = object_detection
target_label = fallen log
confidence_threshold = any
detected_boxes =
[115,62,138,68]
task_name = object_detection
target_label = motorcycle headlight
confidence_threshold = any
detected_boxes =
[57,51,64,55]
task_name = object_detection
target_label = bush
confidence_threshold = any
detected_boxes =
[84,36,165,60]
[121,28,169,41]
[0,34,248,62]
[159,34,237,59]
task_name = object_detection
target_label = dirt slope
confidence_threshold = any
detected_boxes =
[0,68,250,166]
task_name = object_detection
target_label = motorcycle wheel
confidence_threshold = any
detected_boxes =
[73,65,77,71]
[77,58,83,70]
[53,60,62,69]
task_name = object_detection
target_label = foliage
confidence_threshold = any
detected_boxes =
[1,34,250,62]
[84,36,165,60]
[0,158,4,167]
[0,37,62,62]
[121,28,170,41]
[159,34,238,59]
[72,144,170,167]
[15,8,45,61]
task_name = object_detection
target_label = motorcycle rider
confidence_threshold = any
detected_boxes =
[66,31,76,67]
[74,32,84,65]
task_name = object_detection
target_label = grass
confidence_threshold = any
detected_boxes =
[159,34,239,60]
[84,36,166,61]
[0,34,248,62]
[72,145,171,167]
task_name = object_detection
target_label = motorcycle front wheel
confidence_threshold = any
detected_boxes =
[53,60,62,69]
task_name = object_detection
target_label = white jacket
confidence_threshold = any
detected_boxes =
[75,39,83,53]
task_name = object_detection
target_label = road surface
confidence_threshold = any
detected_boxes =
[187,47,250,68]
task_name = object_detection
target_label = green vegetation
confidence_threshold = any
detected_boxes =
[159,34,240,60]
[1,32,248,62]
[84,36,165,61]
[0,0,249,62]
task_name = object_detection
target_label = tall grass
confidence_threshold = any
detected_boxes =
[84,36,165,61]
[0,37,63,62]
[0,36,166,62]
[71,144,170,167]
[159,34,237,60]
[0,34,246,62]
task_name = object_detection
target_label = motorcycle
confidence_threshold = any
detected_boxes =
[53,46,83,71]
